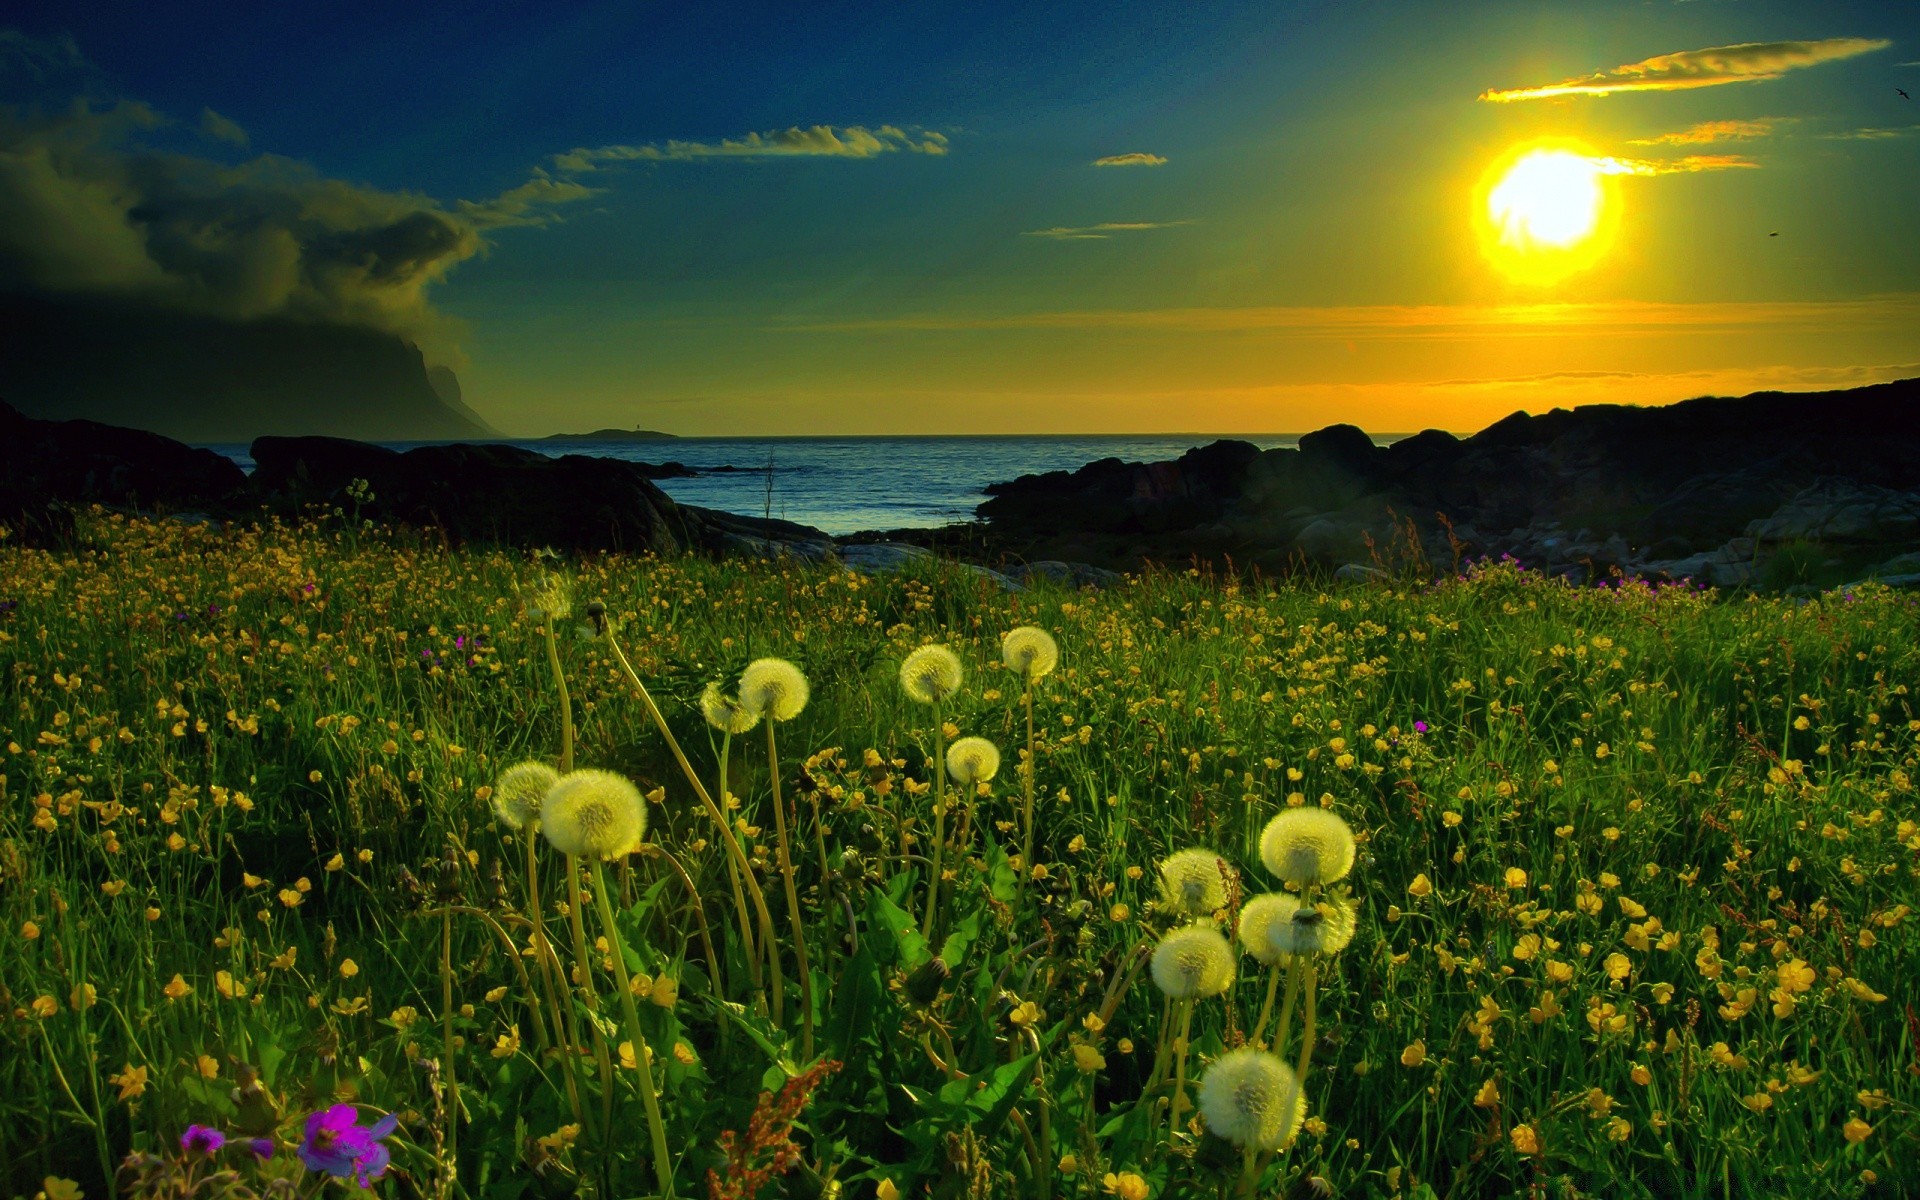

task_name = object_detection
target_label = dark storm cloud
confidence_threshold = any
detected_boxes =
[0,30,593,359]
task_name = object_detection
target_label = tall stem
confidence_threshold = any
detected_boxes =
[564,859,615,1142]
[1168,998,1196,1151]
[921,699,947,938]
[716,733,765,1010]
[1294,961,1319,1092]
[1250,963,1282,1049]
[543,615,573,773]
[1020,676,1036,893]
[440,907,458,1197]
[603,627,782,1023]
[588,860,677,1198]
[1271,958,1302,1061]
[767,721,815,1060]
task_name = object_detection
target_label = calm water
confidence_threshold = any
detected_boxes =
[203,435,1332,536]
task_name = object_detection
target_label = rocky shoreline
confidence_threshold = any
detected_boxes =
[7,377,1920,593]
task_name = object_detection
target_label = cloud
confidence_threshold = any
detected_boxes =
[1628,118,1783,145]
[1021,220,1192,240]
[1599,152,1760,174]
[0,29,100,102]
[1092,152,1167,167]
[1480,37,1891,101]
[0,96,590,360]
[199,107,248,147]
[1823,124,1920,140]
[552,124,948,172]
[458,170,603,228]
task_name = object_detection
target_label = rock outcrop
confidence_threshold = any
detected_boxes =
[0,400,248,542]
[248,436,830,557]
[977,377,1920,586]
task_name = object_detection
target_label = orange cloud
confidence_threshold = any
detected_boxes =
[1600,153,1761,175]
[1092,152,1167,167]
[1628,118,1782,146]
[1481,38,1890,101]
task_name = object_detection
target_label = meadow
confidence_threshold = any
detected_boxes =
[1,510,1915,1200]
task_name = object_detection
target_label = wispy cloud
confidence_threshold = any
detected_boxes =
[458,170,604,228]
[1481,37,1890,101]
[1601,153,1760,174]
[1629,118,1783,145]
[1021,220,1192,240]
[198,107,248,147]
[1092,152,1167,167]
[1823,124,1920,140]
[552,125,947,172]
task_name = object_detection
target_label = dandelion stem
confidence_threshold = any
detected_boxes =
[766,721,816,1061]
[716,733,765,1011]
[563,858,616,1142]
[1294,960,1318,1090]
[603,625,781,1023]
[1020,674,1036,897]
[440,904,459,1197]
[542,614,573,773]
[921,699,947,939]
[1168,997,1195,1152]
[1237,1141,1260,1198]
[1271,958,1302,1062]
[1250,963,1282,1049]
[588,859,677,1199]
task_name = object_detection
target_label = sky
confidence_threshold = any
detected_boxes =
[3,0,1918,436]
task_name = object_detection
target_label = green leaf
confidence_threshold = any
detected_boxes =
[938,909,981,970]
[866,887,931,971]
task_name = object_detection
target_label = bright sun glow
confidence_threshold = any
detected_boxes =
[1474,140,1622,286]
[1489,150,1602,249]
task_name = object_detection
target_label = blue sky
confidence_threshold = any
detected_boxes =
[5,0,1918,433]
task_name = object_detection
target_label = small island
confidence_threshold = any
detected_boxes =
[540,426,679,442]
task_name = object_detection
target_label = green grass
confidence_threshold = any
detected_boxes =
[2,511,1916,1200]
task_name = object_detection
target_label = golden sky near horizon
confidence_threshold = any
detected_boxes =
[5,5,1920,435]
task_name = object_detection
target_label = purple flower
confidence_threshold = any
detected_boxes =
[181,1125,226,1155]
[245,1137,276,1161]
[1413,720,1429,734]
[298,1105,398,1186]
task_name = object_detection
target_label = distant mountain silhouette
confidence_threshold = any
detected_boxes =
[0,294,497,442]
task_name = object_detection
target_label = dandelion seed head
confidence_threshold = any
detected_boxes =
[738,658,809,722]
[946,736,1001,787]
[493,761,559,830]
[524,575,573,622]
[1150,923,1235,999]
[1197,1048,1305,1149]
[1237,893,1303,965]
[1266,893,1359,958]
[1001,626,1059,679]
[541,769,647,860]
[699,682,761,735]
[1158,848,1229,918]
[900,644,964,705]
[1260,807,1356,887]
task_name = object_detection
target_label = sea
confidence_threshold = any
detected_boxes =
[202,435,1327,537]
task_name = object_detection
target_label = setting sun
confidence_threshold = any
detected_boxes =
[1475,140,1623,286]
[1489,150,1602,248]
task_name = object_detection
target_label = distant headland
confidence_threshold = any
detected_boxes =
[540,427,679,442]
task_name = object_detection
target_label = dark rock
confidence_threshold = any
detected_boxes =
[246,435,829,557]
[0,400,247,542]
[974,376,1920,579]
